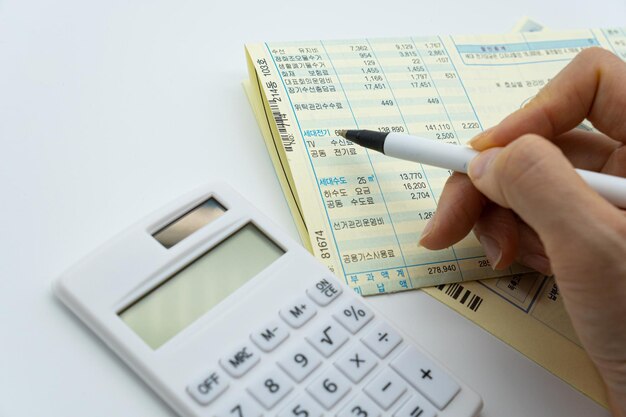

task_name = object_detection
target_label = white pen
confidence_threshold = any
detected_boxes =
[337,129,626,209]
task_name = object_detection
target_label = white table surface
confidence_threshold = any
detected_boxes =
[1,1,624,415]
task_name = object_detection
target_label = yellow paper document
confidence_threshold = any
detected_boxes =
[244,28,626,406]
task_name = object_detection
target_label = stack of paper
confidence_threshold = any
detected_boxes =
[244,25,626,406]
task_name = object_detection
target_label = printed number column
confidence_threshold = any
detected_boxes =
[365,37,464,283]
[319,39,415,293]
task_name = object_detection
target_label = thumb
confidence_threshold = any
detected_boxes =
[467,134,622,254]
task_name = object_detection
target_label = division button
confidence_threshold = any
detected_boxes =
[361,321,403,358]
[390,346,460,410]
[186,369,228,405]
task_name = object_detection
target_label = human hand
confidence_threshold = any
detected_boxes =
[419,47,626,415]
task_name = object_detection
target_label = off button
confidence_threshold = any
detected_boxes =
[187,369,229,405]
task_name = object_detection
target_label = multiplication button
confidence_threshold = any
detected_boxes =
[361,321,403,358]
[186,369,228,405]
[279,296,317,328]
[306,277,342,306]
[334,344,377,383]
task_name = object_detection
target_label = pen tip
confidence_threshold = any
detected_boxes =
[337,130,348,138]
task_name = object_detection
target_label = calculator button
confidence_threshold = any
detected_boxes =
[306,277,342,306]
[334,344,378,383]
[215,394,264,417]
[250,318,289,352]
[361,321,403,358]
[332,299,374,334]
[306,367,351,410]
[305,321,349,358]
[278,394,325,417]
[337,394,382,417]
[279,296,317,328]
[393,394,437,417]
[186,369,228,405]
[390,346,460,410]
[219,343,261,378]
[277,343,322,382]
[364,367,408,410]
[247,368,294,410]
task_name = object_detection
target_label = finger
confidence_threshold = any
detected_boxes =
[515,221,551,276]
[600,145,626,177]
[470,48,626,149]
[419,172,486,250]
[552,128,621,172]
[472,204,518,270]
[467,134,625,255]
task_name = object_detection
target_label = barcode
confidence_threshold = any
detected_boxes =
[437,283,483,312]
[268,99,294,152]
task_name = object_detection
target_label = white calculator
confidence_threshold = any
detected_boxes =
[55,183,482,417]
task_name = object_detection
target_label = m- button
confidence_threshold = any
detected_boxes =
[250,318,289,352]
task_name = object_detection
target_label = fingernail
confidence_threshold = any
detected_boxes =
[468,126,494,148]
[479,235,502,269]
[522,254,552,276]
[419,217,436,245]
[468,148,502,180]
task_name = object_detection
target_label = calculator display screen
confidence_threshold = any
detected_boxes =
[119,223,284,349]
[152,197,226,249]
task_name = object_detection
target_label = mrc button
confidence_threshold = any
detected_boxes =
[306,277,342,306]
[219,343,261,378]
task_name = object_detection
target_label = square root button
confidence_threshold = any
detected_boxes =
[390,346,460,410]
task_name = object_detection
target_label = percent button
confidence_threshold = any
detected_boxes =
[332,300,374,334]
